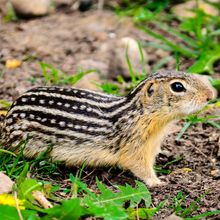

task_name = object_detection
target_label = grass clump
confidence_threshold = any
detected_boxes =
[116,1,220,92]
[40,62,97,86]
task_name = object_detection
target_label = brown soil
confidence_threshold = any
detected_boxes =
[0,7,219,219]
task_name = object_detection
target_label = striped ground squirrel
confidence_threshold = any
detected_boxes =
[1,70,216,187]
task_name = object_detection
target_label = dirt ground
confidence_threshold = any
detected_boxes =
[0,6,220,219]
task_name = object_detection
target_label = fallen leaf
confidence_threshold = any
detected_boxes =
[0,172,14,194]
[5,59,22,69]
[0,110,8,116]
[181,168,192,173]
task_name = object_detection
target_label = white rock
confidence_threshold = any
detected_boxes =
[12,0,52,17]
[74,71,103,91]
[0,172,14,194]
[77,59,109,77]
[110,37,149,79]
[172,0,218,18]
[166,214,183,220]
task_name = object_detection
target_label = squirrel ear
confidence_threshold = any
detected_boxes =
[147,83,154,97]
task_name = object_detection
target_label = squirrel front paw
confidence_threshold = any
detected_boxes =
[144,177,166,187]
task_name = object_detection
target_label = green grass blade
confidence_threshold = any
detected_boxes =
[176,121,192,141]
[152,56,173,72]
[0,149,16,157]
[184,210,220,220]
[207,121,220,129]
[139,26,198,58]
[125,46,136,84]
[142,42,172,51]
[137,41,147,74]
[175,52,180,71]
[153,21,198,49]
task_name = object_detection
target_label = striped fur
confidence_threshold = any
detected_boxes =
[1,70,215,187]
[2,83,140,153]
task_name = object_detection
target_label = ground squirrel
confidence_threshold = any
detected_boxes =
[1,70,216,187]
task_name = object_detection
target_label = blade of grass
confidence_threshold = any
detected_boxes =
[126,46,136,84]
[207,121,220,129]
[139,26,198,58]
[181,192,208,217]
[137,41,147,74]
[163,156,183,168]
[0,149,16,157]
[152,56,173,72]
[153,21,198,49]
[142,42,172,51]
[175,52,180,71]
[185,210,220,220]
[176,121,192,141]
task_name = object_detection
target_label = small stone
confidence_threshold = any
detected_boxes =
[211,169,220,178]
[74,71,103,91]
[0,172,14,194]
[110,37,149,79]
[77,59,109,76]
[165,214,183,220]
[172,0,218,18]
[12,0,52,17]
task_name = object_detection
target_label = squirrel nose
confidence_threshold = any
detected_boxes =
[205,89,216,102]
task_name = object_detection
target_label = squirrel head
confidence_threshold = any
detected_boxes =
[135,70,216,121]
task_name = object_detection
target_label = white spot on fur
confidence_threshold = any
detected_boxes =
[7,118,13,124]
[21,98,27,102]
[68,123,73,128]
[72,106,78,110]
[30,114,35,119]
[87,107,92,112]
[39,99,45,104]
[82,125,88,130]
[74,125,81,129]
[59,121,66,127]
[80,105,86,110]
[64,103,70,108]
[20,113,26,118]
[50,119,56,124]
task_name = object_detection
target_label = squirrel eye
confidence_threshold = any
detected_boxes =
[170,82,186,93]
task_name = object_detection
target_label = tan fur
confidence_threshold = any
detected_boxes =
[1,70,216,187]
[118,113,172,186]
